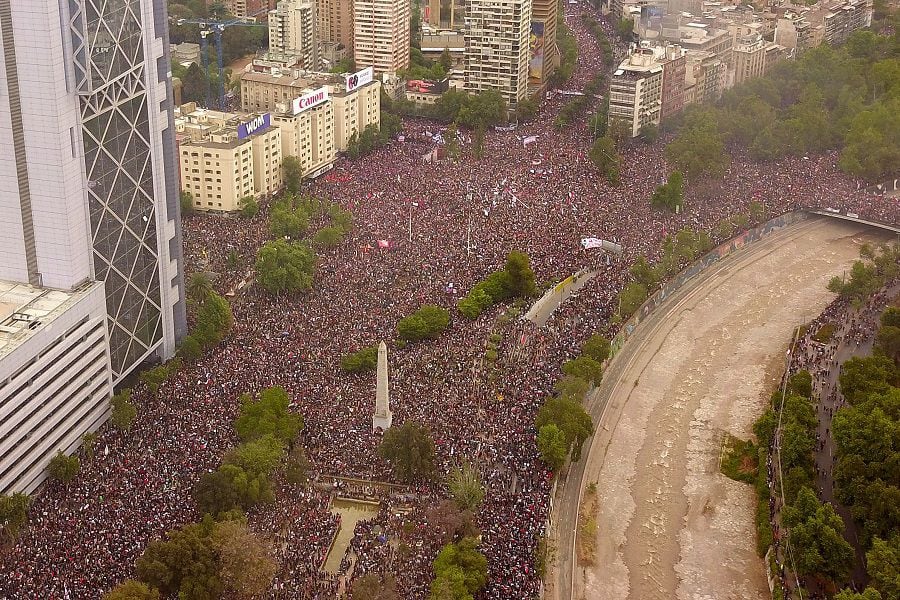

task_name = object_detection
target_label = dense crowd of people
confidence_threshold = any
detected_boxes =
[2,3,899,599]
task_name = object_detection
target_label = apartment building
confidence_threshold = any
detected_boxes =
[316,0,354,49]
[353,0,411,73]
[464,0,533,107]
[274,89,337,178]
[609,47,665,138]
[177,108,283,212]
[269,0,319,69]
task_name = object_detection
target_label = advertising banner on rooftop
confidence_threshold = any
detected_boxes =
[345,66,374,93]
[237,113,271,139]
[292,87,330,114]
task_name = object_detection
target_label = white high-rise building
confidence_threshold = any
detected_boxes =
[353,0,410,74]
[0,0,185,494]
[269,0,319,69]
[464,0,532,107]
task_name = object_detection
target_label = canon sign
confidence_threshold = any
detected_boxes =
[344,66,374,93]
[292,87,330,114]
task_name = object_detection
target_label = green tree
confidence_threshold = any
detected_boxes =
[616,17,633,41]
[582,335,611,365]
[187,272,215,304]
[284,445,310,485]
[439,47,453,71]
[535,396,594,461]
[834,588,883,600]
[223,435,285,477]
[876,325,900,363]
[111,388,138,431]
[448,462,484,511]
[397,305,450,342]
[881,307,900,328]
[136,521,223,600]
[194,463,274,515]
[504,251,537,297]
[618,282,648,317]
[180,190,195,216]
[561,356,603,386]
[282,156,303,194]
[0,492,31,544]
[589,136,620,184]
[238,195,259,218]
[341,345,379,373]
[312,225,344,248]
[181,62,208,105]
[665,121,729,181]
[104,580,161,600]
[784,487,856,584]
[867,535,900,600]
[255,240,316,294]
[47,451,80,483]
[194,292,233,347]
[839,355,896,403]
[537,424,568,471]
[630,256,658,289]
[379,421,436,482]
[270,200,309,239]
[234,386,303,444]
[432,537,488,597]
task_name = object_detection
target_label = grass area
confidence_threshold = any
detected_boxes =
[720,434,758,484]
[813,322,836,343]
[577,482,599,566]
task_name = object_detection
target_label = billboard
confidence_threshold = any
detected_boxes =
[292,86,330,114]
[529,21,545,83]
[405,78,449,94]
[345,66,374,93]
[237,113,271,139]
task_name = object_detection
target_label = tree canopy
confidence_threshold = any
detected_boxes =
[379,421,437,482]
[255,240,316,295]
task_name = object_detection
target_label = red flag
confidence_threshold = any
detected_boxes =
[377,239,391,249]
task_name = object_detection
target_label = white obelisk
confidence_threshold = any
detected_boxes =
[373,341,393,432]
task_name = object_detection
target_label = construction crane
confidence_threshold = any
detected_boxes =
[175,10,268,110]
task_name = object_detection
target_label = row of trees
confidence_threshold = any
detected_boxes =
[664,26,900,181]
[617,227,714,319]
[346,114,403,159]
[178,287,234,361]
[827,306,900,599]
[194,386,303,516]
[256,195,354,295]
[457,251,537,320]
[535,335,606,471]
[828,243,900,307]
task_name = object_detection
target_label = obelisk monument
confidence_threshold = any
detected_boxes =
[373,341,393,432]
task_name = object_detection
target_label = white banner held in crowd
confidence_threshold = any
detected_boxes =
[581,237,604,249]
[522,135,538,147]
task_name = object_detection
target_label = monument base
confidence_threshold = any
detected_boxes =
[372,411,393,433]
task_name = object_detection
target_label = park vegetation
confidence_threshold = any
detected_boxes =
[397,305,451,343]
[664,27,900,181]
[828,243,900,307]
[0,492,31,544]
[194,386,302,516]
[341,345,379,373]
[458,251,537,320]
[650,171,685,212]
[616,228,714,319]
[430,536,489,600]
[379,420,437,482]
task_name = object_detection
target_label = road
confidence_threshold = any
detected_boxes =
[549,217,891,600]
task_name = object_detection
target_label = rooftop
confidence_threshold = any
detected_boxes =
[0,280,101,359]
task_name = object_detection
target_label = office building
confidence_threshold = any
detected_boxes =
[465,0,533,107]
[609,46,665,138]
[240,67,381,151]
[0,0,184,493]
[177,107,283,212]
[269,0,319,69]
[353,0,411,73]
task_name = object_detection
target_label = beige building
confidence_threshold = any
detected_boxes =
[530,0,559,91]
[353,0,411,74]
[425,0,466,29]
[274,92,337,178]
[177,106,283,212]
[732,31,768,84]
[268,0,318,69]
[684,50,726,104]
[609,46,664,138]
[464,0,532,107]
[240,67,381,152]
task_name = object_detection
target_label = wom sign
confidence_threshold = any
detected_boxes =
[237,113,271,139]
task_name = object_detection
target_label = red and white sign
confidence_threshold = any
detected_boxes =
[292,86,330,114]
[345,66,374,93]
